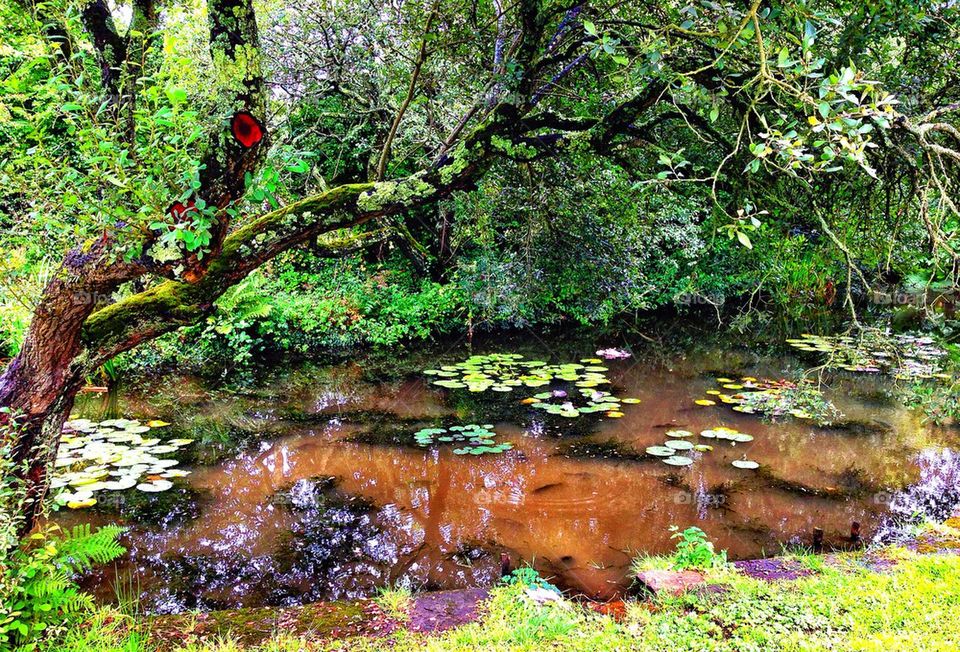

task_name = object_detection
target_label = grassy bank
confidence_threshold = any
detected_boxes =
[44,525,960,652]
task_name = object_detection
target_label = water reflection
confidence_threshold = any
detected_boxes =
[59,337,960,611]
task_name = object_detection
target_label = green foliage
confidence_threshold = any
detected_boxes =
[0,414,126,650]
[500,566,559,593]
[0,524,126,650]
[667,526,727,571]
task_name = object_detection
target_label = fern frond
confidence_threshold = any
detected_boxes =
[56,524,127,573]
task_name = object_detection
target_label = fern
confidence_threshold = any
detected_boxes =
[57,524,127,573]
[1,524,126,648]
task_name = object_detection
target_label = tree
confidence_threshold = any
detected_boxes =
[1,0,958,536]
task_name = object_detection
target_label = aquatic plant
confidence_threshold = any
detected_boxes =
[699,376,841,425]
[647,426,759,469]
[596,348,631,360]
[526,387,641,419]
[52,418,191,508]
[425,354,614,393]
[787,331,950,380]
[425,353,641,422]
[413,424,512,455]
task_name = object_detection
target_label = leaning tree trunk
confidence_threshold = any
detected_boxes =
[0,276,100,538]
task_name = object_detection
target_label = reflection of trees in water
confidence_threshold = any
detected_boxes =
[876,448,960,542]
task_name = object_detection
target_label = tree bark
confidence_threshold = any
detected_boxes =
[0,277,97,537]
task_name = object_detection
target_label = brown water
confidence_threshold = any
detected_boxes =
[56,333,960,613]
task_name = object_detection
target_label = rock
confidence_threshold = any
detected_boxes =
[635,569,705,595]
[524,587,568,606]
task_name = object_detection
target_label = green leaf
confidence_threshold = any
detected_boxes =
[777,47,790,67]
[166,87,188,105]
[583,20,597,36]
[818,101,830,119]
[737,231,753,249]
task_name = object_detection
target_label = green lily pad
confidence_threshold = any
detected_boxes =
[646,446,675,457]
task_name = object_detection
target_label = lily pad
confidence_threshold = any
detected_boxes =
[646,446,675,457]
[732,460,760,470]
[137,480,174,493]
[662,455,694,466]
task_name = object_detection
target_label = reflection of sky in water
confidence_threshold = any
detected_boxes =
[59,339,960,613]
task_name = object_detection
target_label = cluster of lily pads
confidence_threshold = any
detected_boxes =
[426,353,644,424]
[424,354,614,393]
[645,427,759,469]
[787,332,949,380]
[413,423,513,455]
[52,418,191,509]
[520,387,641,419]
[695,376,840,424]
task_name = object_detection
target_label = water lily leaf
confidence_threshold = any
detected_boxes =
[662,456,694,466]
[665,440,694,450]
[665,430,693,438]
[646,446,675,457]
[732,460,760,469]
[146,420,171,428]
[137,480,174,492]
[694,399,717,406]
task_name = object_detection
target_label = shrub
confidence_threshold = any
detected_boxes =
[668,526,727,571]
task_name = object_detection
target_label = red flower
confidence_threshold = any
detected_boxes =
[168,200,196,221]
[231,111,264,148]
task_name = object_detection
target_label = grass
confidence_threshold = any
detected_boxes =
[39,544,960,652]
[374,584,413,622]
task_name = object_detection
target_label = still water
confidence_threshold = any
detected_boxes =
[55,331,960,613]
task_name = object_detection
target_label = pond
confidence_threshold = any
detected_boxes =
[52,330,960,613]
